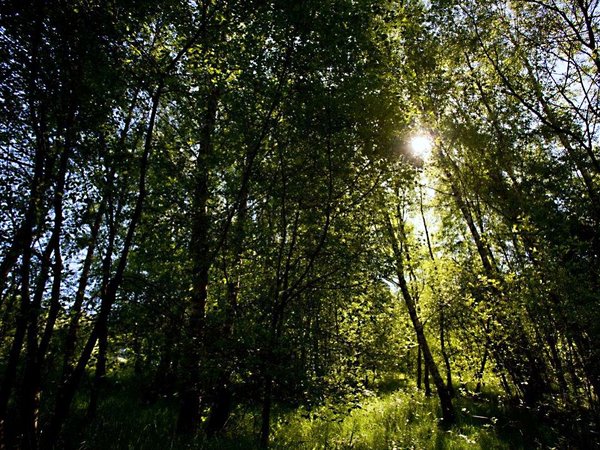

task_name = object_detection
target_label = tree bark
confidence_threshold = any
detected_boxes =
[420,189,454,396]
[20,141,70,449]
[442,158,549,404]
[0,3,49,440]
[417,345,422,390]
[475,345,488,394]
[176,87,219,434]
[40,86,161,449]
[260,375,273,449]
[385,213,455,425]
[62,201,105,375]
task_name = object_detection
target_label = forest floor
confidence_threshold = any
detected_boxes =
[62,374,596,449]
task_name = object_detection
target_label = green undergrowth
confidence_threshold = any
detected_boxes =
[272,390,565,449]
[63,375,583,449]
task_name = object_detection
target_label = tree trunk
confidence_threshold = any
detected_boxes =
[0,215,37,447]
[420,187,454,396]
[260,375,273,449]
[62,199,105,375]
[40,86,161,449]
[87,319,108,419]
[206,181,248,435]
[21,137,71,449]
[204,285,236,436]
[440,307,454,396]
[87,201,116,420]
[417,345,422,390]
[475,344,488,394]
[443,160,550,405]
[385,213,455,425]
[424,359,432,397]
[0,4,49,438]
[205,380,233,437]
[176,87,219,434]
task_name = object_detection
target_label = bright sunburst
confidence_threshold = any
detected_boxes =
[410,135,433,160]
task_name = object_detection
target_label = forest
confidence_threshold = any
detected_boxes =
[0,0,599,448]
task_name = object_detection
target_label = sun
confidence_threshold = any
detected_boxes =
[410,135,433,160]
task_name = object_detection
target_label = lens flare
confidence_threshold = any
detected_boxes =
[410,135,433,160]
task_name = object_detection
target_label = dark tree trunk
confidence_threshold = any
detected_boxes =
[420,188,454,397]
[0,3,49,440]
[385,213,455,425]
[260,375,273,449]
[40,86,161,449]
[440,307,453,396]
[424,359,432,397]
[62,199,104,375]
[21,138,71,449]
[87,319,108,419]
[87,201,116,420]
[19,229,56,450]
[475,345,488,393]
[176,87,219,434]
[204,285,236,436]
[443,160,550,405]
[205,380,233,437]
[205,189,246,436]
[42,303,111,448]
[417,345,422,390]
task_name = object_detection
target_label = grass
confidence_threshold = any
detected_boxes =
[272,389,565,449]
[60,374,589,449]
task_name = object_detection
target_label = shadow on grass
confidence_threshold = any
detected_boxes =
[58,373,595,449]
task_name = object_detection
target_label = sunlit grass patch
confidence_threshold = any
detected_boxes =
[62,373,569,449]
[272,389,562,449]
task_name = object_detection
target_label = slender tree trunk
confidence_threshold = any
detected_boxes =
[42,295,111,448]
[40,87,161,449]
[260,375,273,449]
[18,243,36,450]
[500,372,512,397]
[547,333,569,402]
[475,329,490,394]
[0,7,49,440]
[0,272,31,446]
[260,306,283,450]
[0,170,48,447]
[439,307,453,396]
[177,87,219,434]
[385,213,455,424]
[420,187,454,396]
[475,352,488,394]
[86,201,117,420]
[21,143,70,449]
[204,283,236,436]
[206,184,247,436]
[62,201,104,374]
[566,339,583,406]
[442,158,550,404]
[87,319,108,419]
[424,359,431,397]
[417,345,422,390]
[18,234,54,450]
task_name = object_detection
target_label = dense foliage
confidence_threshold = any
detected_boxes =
[0,0,598,448]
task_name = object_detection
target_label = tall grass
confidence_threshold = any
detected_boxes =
[63,376,576,449]
[272,389,563,449]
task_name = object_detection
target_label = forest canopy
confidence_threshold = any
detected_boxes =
[0,0,599,448]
